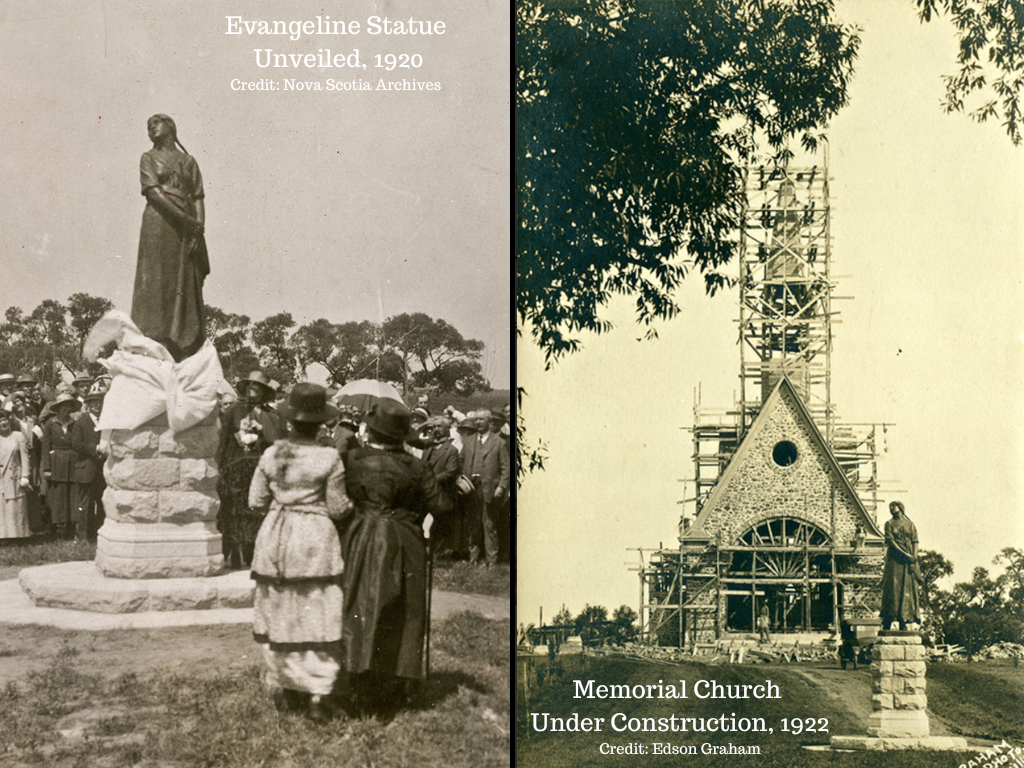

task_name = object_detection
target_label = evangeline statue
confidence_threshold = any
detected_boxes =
[880,500,921,630]
[130,114,209,362]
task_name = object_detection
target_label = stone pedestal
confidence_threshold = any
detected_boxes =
[830,631,968,751]
[20,561,252,613]
[95,412,223,578]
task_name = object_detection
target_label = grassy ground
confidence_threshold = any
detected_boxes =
[0,612,509,768]
[0,528,510,766]
[0,537,96,574]
[432,561,511,598]
[517,655,1018,768]
[927,660,1024,742]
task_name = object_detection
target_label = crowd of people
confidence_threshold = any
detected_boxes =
[217,371,511,720]
[216,372,512,571]
[0,371,109,543]
[0,366,510,721]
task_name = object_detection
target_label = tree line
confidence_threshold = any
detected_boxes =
[520,546,1024,658]
[919,547,1024,660]
[0,295,491,397]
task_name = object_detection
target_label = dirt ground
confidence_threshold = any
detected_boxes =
[784,665,955,736]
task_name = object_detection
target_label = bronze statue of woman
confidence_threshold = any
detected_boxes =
[880,500,921,630]
[130,114,209,362]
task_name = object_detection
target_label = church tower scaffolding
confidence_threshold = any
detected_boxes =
[633,153,894,647]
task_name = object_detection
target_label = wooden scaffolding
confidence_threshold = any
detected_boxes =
[634,155,893,646]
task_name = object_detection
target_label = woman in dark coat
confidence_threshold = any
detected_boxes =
[337,399,440,715]
[131,113,208,362]
[217,371,284,569]
[40,394,81,538]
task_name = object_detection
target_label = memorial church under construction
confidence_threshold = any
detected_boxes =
[634,157,893,648]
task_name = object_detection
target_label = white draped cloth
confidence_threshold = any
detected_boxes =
[84,310,230,434]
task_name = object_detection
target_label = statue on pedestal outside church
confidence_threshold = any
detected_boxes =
[880,500,921,630]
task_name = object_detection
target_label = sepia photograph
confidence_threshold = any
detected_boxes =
[0,1,510,766]
[516,1,1024,765]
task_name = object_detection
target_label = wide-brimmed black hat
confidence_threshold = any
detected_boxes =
[278,383,338,424]
[365,399,412,443]
[49,393,82,413]
[71,371,94,385]
[237,370,276,394]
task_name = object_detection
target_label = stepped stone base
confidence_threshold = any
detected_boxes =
[19,561,253,614]
[830,735,968,751]
[866,708,930,738]
[96,520,223,578]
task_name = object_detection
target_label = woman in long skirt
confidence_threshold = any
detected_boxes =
[0,411,31,540]
[249,383,351,721]
[337,399,440,716]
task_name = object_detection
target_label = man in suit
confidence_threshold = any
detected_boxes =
[71,391,107,540]
[421,417,462,557]
[460,410,510,566]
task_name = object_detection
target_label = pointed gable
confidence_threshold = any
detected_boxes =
[685,377,882,546]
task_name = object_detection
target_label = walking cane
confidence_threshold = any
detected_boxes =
[424,534,435,678]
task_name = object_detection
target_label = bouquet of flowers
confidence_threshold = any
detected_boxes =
[237,414,263,451]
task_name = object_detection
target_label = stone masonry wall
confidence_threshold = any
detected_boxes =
[701,387,864,547]
[95,411,223,578]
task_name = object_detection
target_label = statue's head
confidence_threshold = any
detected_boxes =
[147,114,177,144]
[889,500,905,517]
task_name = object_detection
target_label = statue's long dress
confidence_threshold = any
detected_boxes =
[881,516,920,625]
[131,149,207,362]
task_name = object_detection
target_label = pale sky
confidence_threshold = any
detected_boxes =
[517,1,1024,626]
[0,0,510,388]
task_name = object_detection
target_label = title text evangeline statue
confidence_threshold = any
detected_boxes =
[130,114,209,362]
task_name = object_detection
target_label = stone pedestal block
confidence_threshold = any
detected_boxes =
[95,412,223,579]
[830,631,965,751]
[866,709,929,738]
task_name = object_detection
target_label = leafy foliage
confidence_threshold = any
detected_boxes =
[515,0,860,486]
[516,386,547,489]
[527,603,640,647]
[925,548,1024,657]
[207,307,491,396]
[250,312,297,386]
[383,312,489,396]
[292,318,377,385]
[205,306,259,383]
[0,294,113,385]
[0,297,494,398]
[918,548,954,609]
[916,0,1024,144]
[517,0,861,364]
